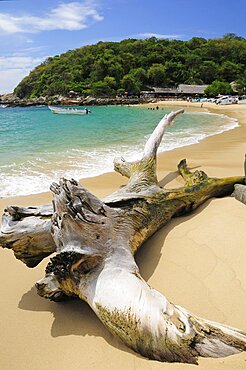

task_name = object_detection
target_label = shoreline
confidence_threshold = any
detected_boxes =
[0,102,241,200]
[0,101,246,370]
[156,101,246,179]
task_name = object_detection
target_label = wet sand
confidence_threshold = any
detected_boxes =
[0,101,245,369]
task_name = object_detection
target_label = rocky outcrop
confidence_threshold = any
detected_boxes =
[0,94,147,107]
[232,184,246,204]
[0,94,48,107]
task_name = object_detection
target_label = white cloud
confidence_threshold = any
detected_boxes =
[81,32,184,46]
[0,56,46,94]
[0,55,44,70]
[136,33,183,39]
[0,69,28,94]
[0,1,103,34]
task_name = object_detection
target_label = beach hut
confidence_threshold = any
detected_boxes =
[152,87,178,98]
[177,84,208,97]
[140,87,178,99]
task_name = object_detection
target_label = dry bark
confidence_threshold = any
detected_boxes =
[1,109,245,364]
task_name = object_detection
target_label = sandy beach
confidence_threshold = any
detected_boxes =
[0,101,245,370]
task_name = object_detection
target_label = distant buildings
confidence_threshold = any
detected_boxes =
[178,84,209,96]
[140,84,208,99]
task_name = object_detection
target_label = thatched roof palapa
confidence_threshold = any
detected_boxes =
[178,84,208,95]
[152,87,178,94]
[141,84,208,97]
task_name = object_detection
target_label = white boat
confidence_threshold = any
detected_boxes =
[48,106,91,115]
[0,104,8,108]
[216,96,238,105]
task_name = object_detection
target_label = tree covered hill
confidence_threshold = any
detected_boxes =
[14,34,246,98]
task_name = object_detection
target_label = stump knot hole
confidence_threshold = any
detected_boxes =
[45,251,103,283]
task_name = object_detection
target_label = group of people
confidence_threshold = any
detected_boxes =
[147,106,159,110]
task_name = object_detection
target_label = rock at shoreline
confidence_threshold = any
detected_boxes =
[0,93,145,107]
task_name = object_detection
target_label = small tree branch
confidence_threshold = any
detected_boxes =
[114,156,132,178]
[0,205,55,267]
[143,109,184,159]
[114,110,184,190]
[178,159,208,186]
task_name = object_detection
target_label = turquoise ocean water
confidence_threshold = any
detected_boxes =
[0,105,238,198]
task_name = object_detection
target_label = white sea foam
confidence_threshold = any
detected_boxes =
[0,112,239,198]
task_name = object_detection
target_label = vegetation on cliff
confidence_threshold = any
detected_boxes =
[14,33,246,98]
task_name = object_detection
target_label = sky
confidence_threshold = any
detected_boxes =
[0,0,246,94]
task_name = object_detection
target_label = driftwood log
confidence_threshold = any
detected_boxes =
[1,110,246,364]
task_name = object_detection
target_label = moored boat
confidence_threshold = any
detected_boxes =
[216,96,238,105]
[48,106,91,115]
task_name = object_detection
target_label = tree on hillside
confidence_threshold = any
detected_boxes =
[199,61,219,84]
[220,61,243,82]
[223,33,245,41]
[91,80,115,97]
[107,62,124,82]
[235,77,246,95]
[90,59,108,82]
[148,64,166,86]
[187,37,207,49]
[13,36,246,98]
[130,68,148,86]
[204,80,233,97]
[121,74,140,93]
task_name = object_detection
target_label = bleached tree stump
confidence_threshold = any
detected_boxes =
[1,110,245,364]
